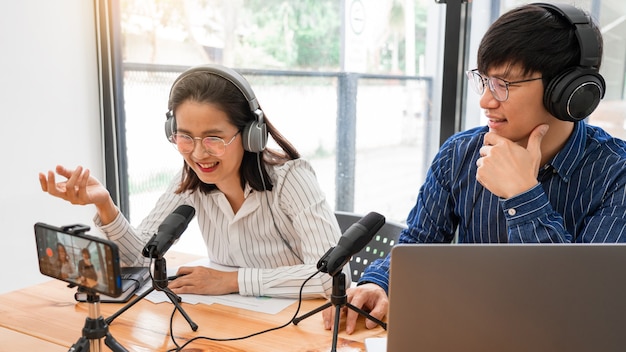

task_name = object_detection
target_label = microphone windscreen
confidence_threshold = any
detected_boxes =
[358,212,386,234]
[173,204,195,224]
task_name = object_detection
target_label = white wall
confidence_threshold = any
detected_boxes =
[0,0,103,294]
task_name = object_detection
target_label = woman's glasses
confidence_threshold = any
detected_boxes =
[466,69,542,102]
[169,131,240,156]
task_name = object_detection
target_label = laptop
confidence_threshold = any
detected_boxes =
[379,243,626,352]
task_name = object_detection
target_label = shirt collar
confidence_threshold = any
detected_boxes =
[545,121,587,183]
[243,182,254,198]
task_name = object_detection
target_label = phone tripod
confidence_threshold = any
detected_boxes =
[69,292,128,352]
[292,272,387,352]
[106,256,198,331]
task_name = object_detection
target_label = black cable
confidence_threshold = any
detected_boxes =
[165,268,322,351]
[256,151,304,263]
[162,152,320,350]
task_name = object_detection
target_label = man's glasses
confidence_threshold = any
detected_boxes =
[466,69,542,102]
[169,131,240,156]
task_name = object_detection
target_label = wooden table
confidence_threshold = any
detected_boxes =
[0,252,386,351]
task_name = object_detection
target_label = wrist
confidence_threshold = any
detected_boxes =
[230,271,239,294]
[95,198,119,225]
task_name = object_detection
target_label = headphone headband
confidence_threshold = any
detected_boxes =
[167,64,263,121]
[533,3,600,68]
[164,64,267,153]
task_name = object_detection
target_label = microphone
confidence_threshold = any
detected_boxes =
[142,205,196,258]
[318,212,386,277]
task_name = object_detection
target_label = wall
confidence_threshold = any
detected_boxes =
[0,0,103,294]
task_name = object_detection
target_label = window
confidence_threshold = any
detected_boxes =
[114,0,441,227]
[102,0,626,254]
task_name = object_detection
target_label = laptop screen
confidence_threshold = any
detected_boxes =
[385,243,626,352]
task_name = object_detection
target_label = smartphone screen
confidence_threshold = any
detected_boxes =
[34,222,122,297]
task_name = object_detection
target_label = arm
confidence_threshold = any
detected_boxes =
[39,165,119,224]
[237,159,340,299]
[504,171,626,243]
[495,125,626,243]
[96,175,190,266]
[328,138,466,333]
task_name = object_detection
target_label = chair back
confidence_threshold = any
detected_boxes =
[334,210,406,282]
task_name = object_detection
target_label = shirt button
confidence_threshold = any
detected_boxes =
[508,208,516,216]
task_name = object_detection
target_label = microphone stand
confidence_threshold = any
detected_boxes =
[106,256,198,331]
[69,291,128,352]
[292,271,387,352]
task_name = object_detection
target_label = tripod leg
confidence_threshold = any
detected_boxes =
[162,288,198,331]
[68,336,89,352]
[106,286,155,325]
[292,301,333,325]
[345,302,387,330]
[330,304,342,352]
[104,332,130,352]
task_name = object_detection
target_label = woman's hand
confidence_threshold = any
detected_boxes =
[39,165,109,205]
[39,165,118,223]
[169,266,239,295]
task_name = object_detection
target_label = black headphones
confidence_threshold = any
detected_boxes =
[165,64,268,153]
[534,3,606,122]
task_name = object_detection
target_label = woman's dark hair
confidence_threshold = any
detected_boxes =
[168,70,301,194]
[56,242,69,262]
[477,4,603,85]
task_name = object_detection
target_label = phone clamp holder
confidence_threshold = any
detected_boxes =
[61,224,91,234]
[292,272,387,352]
[69,292,128,352]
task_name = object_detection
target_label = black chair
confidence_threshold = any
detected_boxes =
[334,211,407,282]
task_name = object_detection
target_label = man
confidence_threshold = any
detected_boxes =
[324,3,626,334]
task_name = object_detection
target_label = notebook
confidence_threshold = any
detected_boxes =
[382,243,626,352]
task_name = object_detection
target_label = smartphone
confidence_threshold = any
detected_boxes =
[34,222,122,297]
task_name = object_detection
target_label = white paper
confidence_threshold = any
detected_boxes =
[136,258,296,314]
[364,337,387,352]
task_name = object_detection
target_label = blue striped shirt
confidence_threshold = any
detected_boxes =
[362,121,626,293]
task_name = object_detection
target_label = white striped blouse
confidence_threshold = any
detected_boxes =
[95,158,344,299]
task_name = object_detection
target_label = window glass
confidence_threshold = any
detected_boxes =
[117,0,625,255]
[120,0,442,256]
[463,0,626,140]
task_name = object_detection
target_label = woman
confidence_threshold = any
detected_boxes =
[39,64,343,299]
[55,242,76,279]
[77,248,98,287]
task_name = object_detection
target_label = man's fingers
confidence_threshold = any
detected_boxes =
[482,131,505,147]
[526,124,549,156]
[364,303,388,329]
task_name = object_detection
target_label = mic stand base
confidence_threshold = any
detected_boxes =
[105,257,198,332]
[292,272,386,352]
[69,293,128,352]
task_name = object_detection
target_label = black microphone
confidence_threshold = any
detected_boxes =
[318,212,386,276]
[142,205,196,258]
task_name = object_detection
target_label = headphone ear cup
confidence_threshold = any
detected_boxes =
[242,120,268,153]
[543,67,606,122]
[164,111,175,142]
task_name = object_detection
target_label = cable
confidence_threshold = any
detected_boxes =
[161,152,321,350]
[255,151,304,263]
[166,268,322,351]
